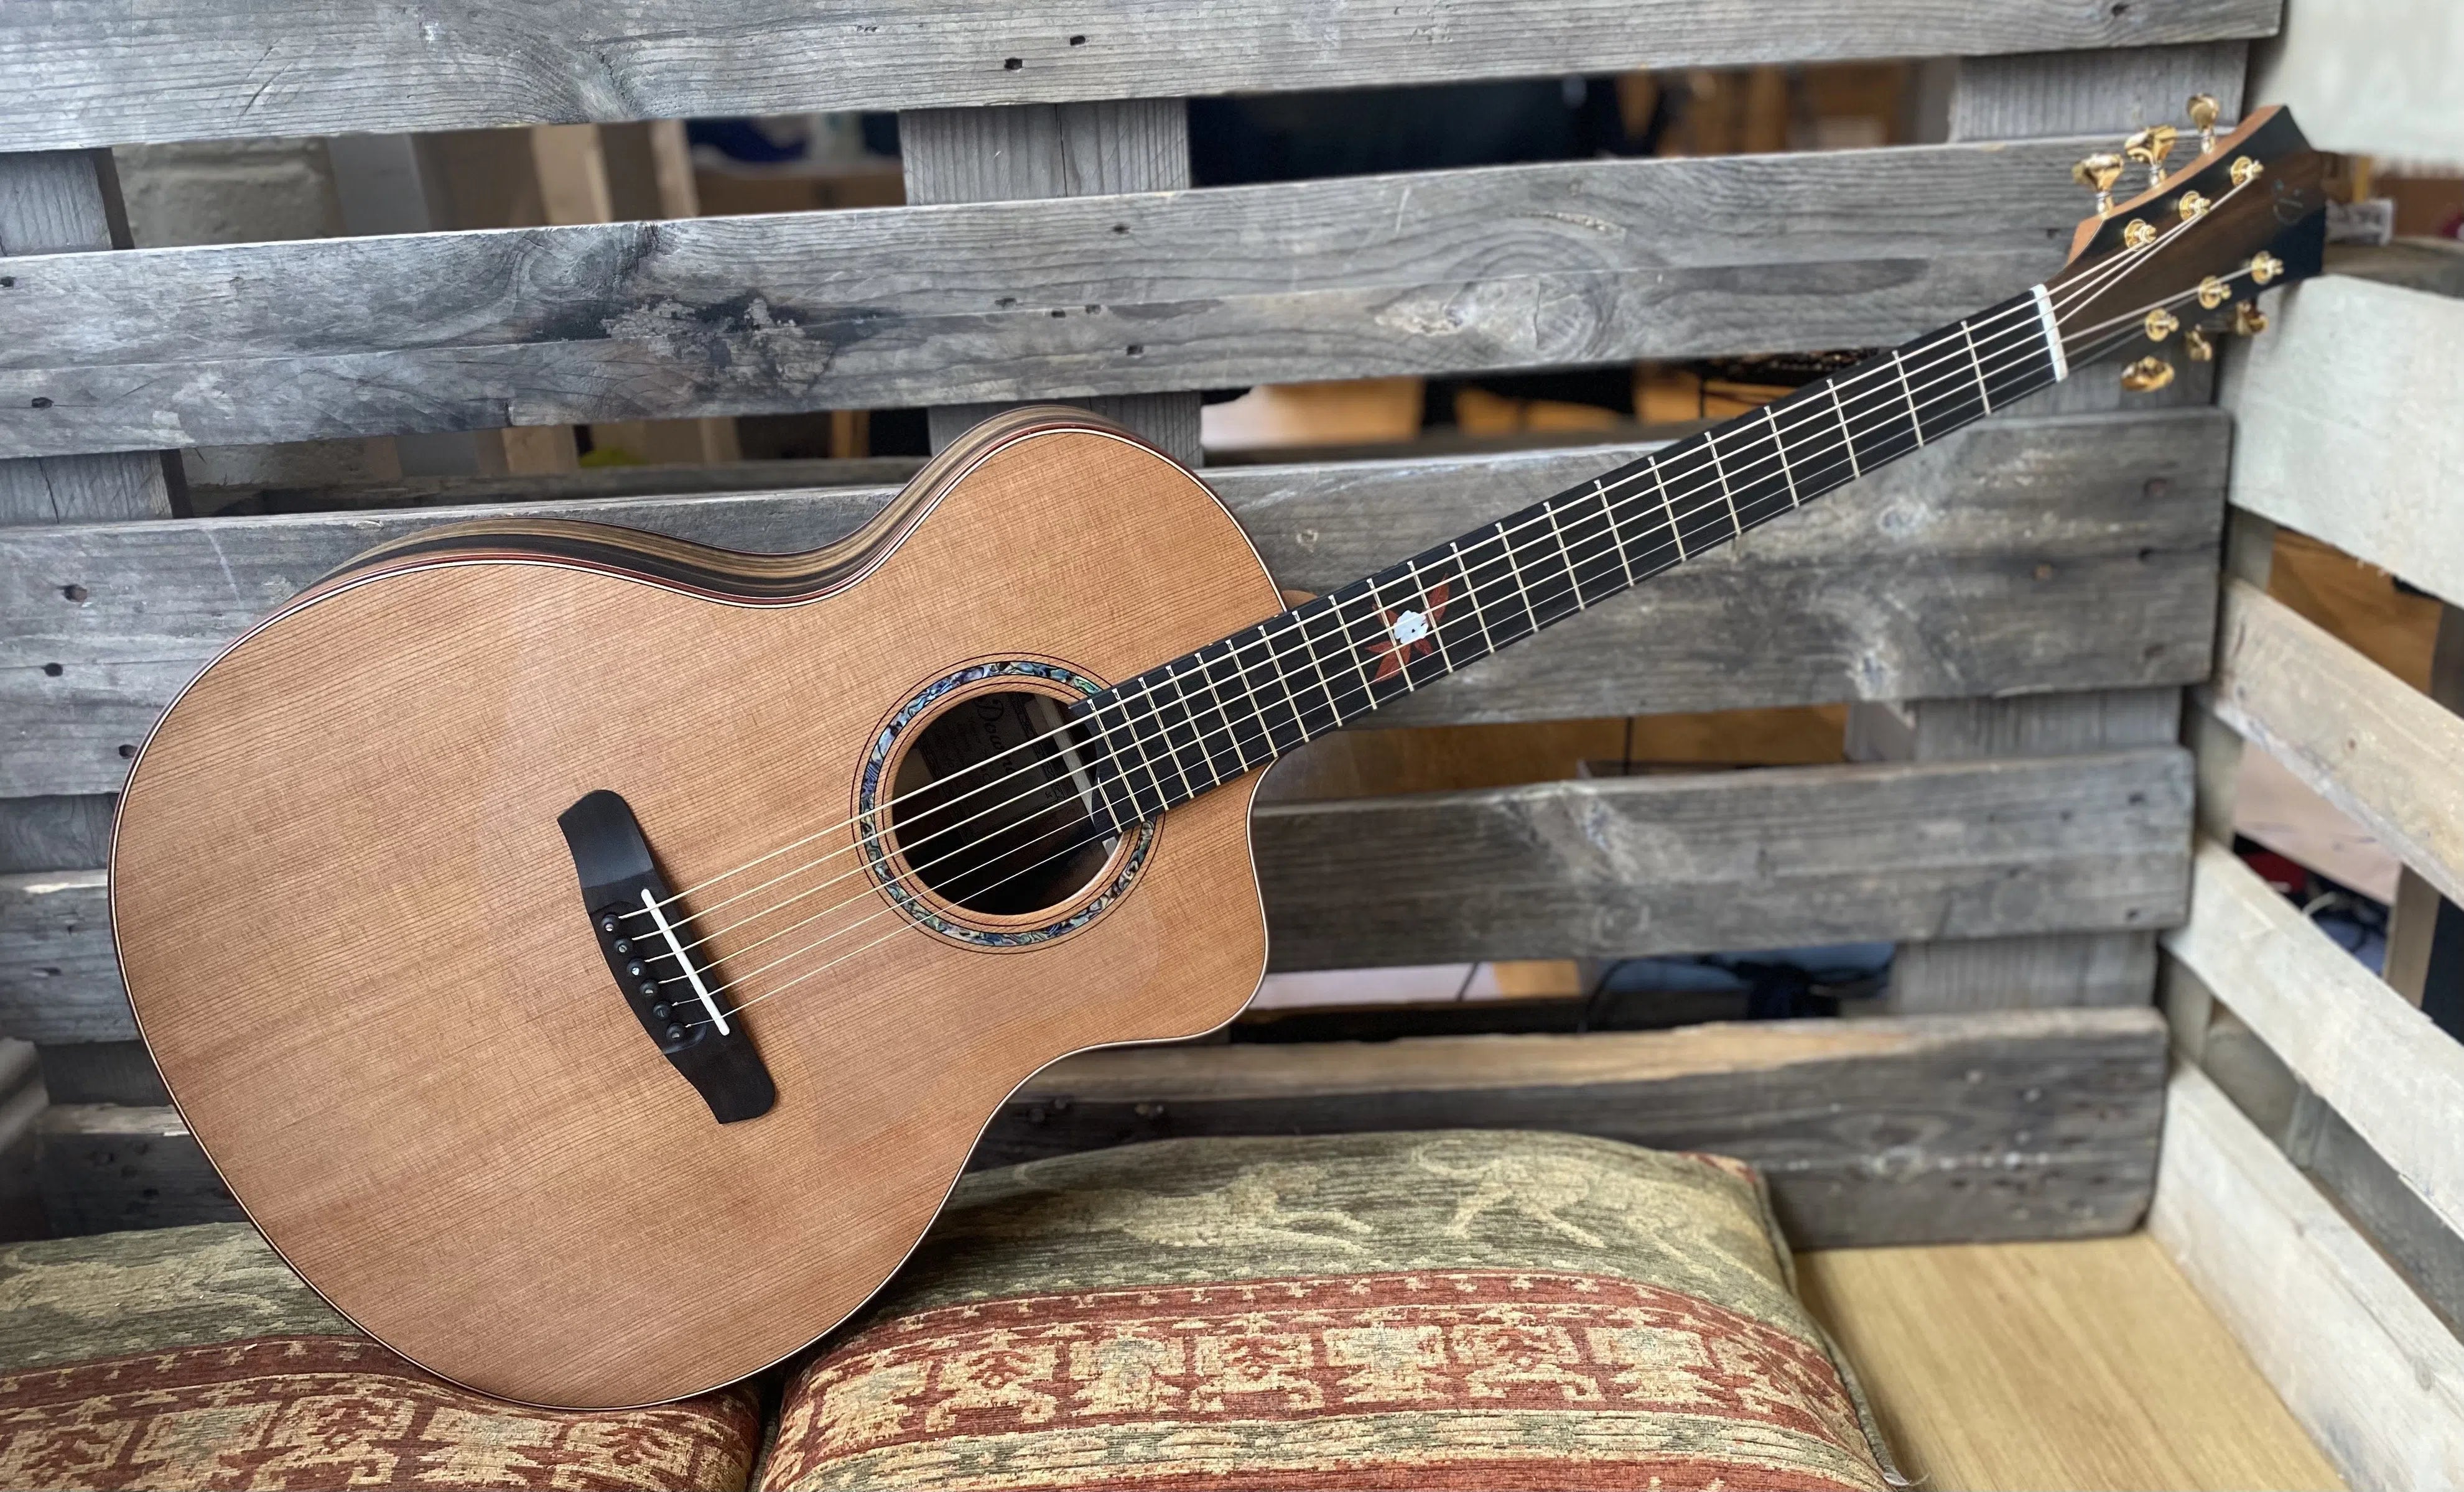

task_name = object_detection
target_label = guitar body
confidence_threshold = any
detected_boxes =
[109,409,1282,1408]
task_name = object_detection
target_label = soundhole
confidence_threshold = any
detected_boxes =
[886,688,1118,918]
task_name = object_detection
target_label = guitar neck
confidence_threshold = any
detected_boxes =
[1068,284,2069,830]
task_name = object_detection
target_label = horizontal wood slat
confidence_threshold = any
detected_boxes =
[0,140,2104,457]
[1,749,2191,1042]
[2150,1062,2464,1490]
[983,1008,2169,1248]
[1,409,2228,798]
[1259,749,2191,970]
[2203,579,2464,906]
[2162,839,2464,1256]
[0,0,2279,153]
[2221,272,2464,609]
[36,1009,2167,1244]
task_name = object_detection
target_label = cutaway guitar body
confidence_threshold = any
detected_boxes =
[110,408,1282,1408]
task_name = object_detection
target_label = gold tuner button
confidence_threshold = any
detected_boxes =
[2176,190,2210,221]
[2121,355,2177,392]
[2249,251,2284,285]
[2144,307,2180,341]
[2188,93,2221,151]
[2198,274,2231,309]
[2125,124,2179,187]
[2235,302,2270,336]
[2123,218,2158,249]
[2185,327,2215,362]
[2230,155,2263,187]
[2073,151,2126,214]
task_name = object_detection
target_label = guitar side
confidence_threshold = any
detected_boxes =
[108,409,1281,1408]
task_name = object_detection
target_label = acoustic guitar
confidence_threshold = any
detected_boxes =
[109,106,2327,1407]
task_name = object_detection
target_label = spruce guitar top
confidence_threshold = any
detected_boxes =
[109,106,2327,1408]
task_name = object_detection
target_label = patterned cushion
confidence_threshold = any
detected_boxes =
[758,1130,1897,1491]
[0,1223,760,1491]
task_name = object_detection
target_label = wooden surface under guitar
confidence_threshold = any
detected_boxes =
[111,410,1283,1407]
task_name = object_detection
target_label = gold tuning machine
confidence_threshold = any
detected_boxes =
[2121,355,2177,392]
[2188,94,2221,153]
[2249,251,2284,285]
[2144,307,2180,341]
[2073,151,2126,215]
[2234,302,2270,336]
[2185,328,2215,362]
[2198,275,2231,310]
[2125,124,2179,188]
[2176,190,2210,221]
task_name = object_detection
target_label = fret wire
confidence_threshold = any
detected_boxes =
[1542,501,1588,610]
[1141,670,1201,801]
[1255,621,1315,753]
[1362,574,1417,693]
[1960,319,1994,414]
[1828,380,1862,478]
[1213,637,1278,769]
[1892,350,1926,448]
[1091,695,1161,820]
[1704,435,1743,540]
[1450,538,1500,655]
[1293,604,1352,728]
[1497,521,1544,632]
[1405,557,1454,674]
[1595,479,1638,588]
[1183,653,1248,777]
[1652,460,1688,560]
[1327,584,1386,705]
[1765,405,1800,508]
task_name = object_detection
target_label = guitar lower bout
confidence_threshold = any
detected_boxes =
[109,407,1281,1407]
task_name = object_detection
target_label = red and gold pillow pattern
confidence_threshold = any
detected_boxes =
[758,1130,1897,1491]
[0,1223,759,1491]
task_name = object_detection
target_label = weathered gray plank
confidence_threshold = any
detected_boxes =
[977,1009,2168,1248]
[2,139,2109,457]
[903,100,1202,465]
[35,1104,239,1235]
[0,0,2279,153]
[0,871,118,1043]
[1871,42,2244,1014]
[2221,273,2464,611]
[33,1040,165,1106]
[1258,748,2191,970]
[2,410,2225,797]
[30,1010,2166,1244]
[0,794,113,873]
[198,455,927,516]
[2150,1063,2464,1491]
[2204,580,2464,907]
[1,749,2192,1042]
[2164,838,2464,1256]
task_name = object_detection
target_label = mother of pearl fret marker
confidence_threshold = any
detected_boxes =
[106,106,2327,1409]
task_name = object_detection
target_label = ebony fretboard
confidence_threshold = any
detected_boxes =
[1067,285,2066,832]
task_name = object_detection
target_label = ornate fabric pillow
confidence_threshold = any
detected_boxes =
[0,1223,760,1491]
[760,1129,1897,1491]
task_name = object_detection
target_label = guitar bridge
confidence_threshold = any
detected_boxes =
[559,789,776,1124]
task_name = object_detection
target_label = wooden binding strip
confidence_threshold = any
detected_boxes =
[2201,578,2464,907]
[2150,1061,2464,1488]
[2,749,2190,1043]
[2162,839,2464,1254]
[2,139,2101,458]
[3,409,2228,799]
[37,1009,2166,1247]
[0,0,2276,152]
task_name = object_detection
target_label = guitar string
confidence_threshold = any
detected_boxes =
[684,297,2207,1027]
[608,253,2197,998]
[645,270,2205,1008]
[608,187,2234,941]
[616,226,2206,978]
[620,299,2078,978]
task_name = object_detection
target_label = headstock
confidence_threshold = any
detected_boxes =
[2042,101,2328,391]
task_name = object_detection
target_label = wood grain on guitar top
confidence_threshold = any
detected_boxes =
[108,408,1283,1408]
